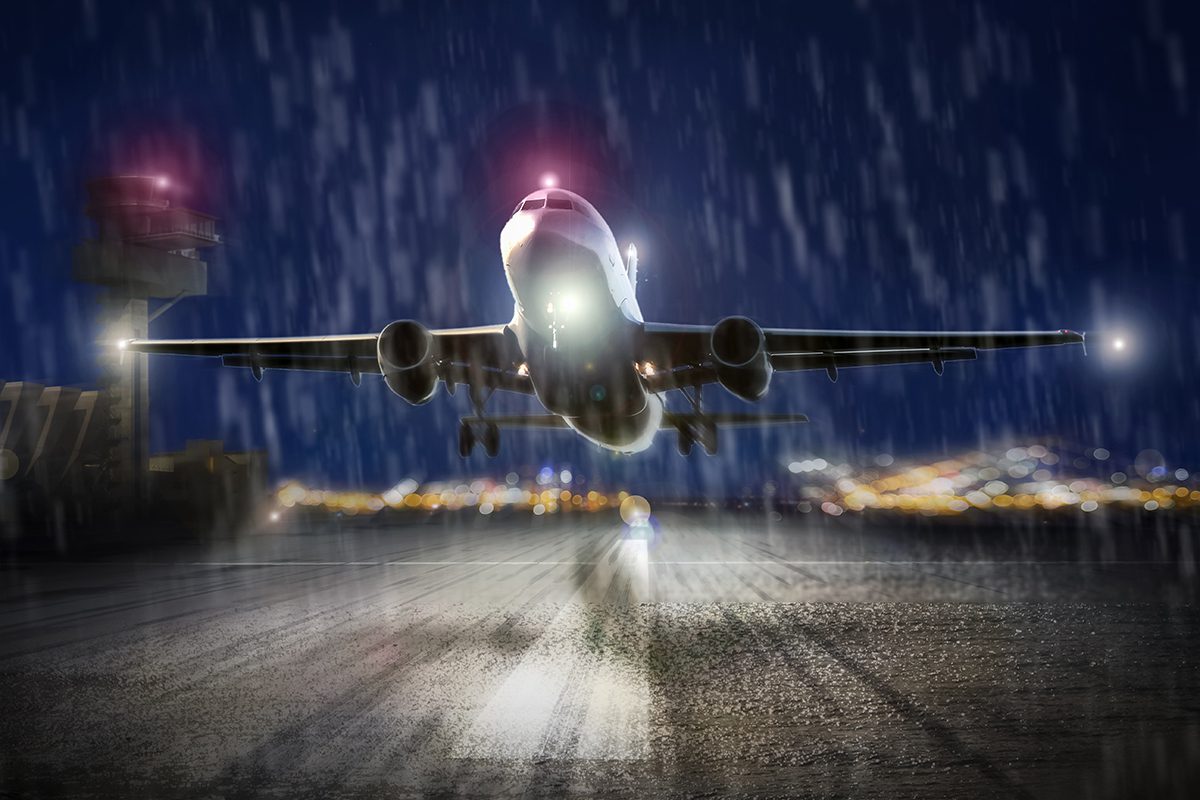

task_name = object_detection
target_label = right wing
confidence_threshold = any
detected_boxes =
[123,325,533,395]
[641,323,1084,391]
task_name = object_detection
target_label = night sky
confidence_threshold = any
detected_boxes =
[1,1,1198,493]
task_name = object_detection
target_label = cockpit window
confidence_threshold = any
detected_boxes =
[545,197,573,210]
[521,198,546,211]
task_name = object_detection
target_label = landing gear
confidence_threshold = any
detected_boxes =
[458,418,500,458]
[675,385,719,456]
[457,382,502,458]
[481,422,500,458]
[458,420,475,458]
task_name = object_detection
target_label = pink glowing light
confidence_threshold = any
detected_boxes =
[540,172,558,189]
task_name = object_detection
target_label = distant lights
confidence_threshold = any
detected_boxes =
[269,510,281,522]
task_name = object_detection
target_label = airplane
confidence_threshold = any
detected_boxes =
[123,187,1085,457]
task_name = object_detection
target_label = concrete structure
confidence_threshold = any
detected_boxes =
[72,176,218,500]
[1,174,268,552]
[148,439,268,531]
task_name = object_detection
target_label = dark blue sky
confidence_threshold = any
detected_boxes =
[2,1,1198,492]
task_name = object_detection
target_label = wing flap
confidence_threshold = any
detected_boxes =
[770,347,977,372]
[764,328,1083,353]
[221,354,382,375]
[125,334,378,358]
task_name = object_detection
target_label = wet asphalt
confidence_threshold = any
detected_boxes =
[2,509,1199,798]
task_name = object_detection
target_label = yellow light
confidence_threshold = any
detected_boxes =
[619,495,652,525]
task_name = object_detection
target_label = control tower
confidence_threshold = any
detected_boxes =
[72,176,219,500]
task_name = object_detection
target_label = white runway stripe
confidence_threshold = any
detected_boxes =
[451,537,651,761]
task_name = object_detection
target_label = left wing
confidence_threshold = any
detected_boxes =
[123,325,533,394]
[641,323,1084,391]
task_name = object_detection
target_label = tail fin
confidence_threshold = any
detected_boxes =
[625,243,638,295]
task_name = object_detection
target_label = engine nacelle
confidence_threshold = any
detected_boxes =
[378,320,439,405]
[710,315,773,402]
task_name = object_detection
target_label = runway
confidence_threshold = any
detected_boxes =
[2,509,1199,797]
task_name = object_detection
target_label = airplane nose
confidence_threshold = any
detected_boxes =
[510,218,605,285]
[503,216,612,344]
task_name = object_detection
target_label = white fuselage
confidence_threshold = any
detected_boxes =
[500,189,662,452]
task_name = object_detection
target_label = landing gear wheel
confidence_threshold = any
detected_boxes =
[676,430,694,456]
[458,421,476,458]
[482,422,500,458]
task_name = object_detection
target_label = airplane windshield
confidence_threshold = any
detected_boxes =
[545,198,573,210]
[521,198,546,211]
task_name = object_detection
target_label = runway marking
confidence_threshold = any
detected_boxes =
[452,538,650,761]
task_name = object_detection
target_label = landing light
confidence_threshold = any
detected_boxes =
[117,339,129,350]
[1112,338,1125,351]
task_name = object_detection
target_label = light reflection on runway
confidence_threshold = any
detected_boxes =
[1,510,1199,797]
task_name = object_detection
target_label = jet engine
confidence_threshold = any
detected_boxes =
[710,315,773,401]
[378,320,439,404]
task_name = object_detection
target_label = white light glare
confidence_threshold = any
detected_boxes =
[155,176,169,189]
[269,510,281,522]
[1112,338,1125,351]
[540,172,558,188]
[117,339,129,350]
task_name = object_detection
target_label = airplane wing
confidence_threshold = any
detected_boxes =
[641,323,1084,391]
[123,325,533,394]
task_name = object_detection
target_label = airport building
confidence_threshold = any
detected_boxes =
[1,176,267,552]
